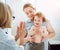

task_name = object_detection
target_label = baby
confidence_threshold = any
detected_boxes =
[29,12,48,43]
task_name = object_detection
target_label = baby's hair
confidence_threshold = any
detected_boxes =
[35,12,46,22]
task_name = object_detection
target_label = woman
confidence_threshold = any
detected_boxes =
[0,2,25,50]
[15,3,55,50]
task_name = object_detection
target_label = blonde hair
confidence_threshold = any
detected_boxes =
[0,2,12,28]
[23,3,35,11]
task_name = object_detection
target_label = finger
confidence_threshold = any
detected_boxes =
[19,21,26,37]
[19,21,24,33]
[22,22,26,29]
[22,22,26,33]
[17,26,20,35]
[20,21,23,30]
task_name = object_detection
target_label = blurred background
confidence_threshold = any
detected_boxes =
[0,0,60,44]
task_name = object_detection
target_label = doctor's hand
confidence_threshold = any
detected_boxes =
[19,21,26,38]
[15,21,26,41]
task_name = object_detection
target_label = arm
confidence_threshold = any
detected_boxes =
[45,21,55,39]
[20,31,27,45]
[15,21,27,45]
[19,21,27,45]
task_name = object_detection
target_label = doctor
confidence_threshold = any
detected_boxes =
[0,2,25,50]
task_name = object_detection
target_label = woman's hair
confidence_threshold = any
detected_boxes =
[23,3,34,11]
[0,2,12,28]
[35,12,46,22]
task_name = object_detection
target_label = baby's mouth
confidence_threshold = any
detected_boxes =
[36,23,39,25]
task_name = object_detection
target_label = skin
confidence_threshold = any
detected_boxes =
[15,6,55,45]
[29,16,43,43]
[24,7,36,21]
[34,16,42,27]
[24,6,55,41]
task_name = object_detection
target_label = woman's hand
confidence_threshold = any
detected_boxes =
[19,21,27,38]
[18,21,27,45]
[15,21,26,41]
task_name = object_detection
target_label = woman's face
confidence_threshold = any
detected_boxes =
[34,16,42,27]
[24,7,35,20]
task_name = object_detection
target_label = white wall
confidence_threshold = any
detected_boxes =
[5,0,60,44]
[0,0,5,3]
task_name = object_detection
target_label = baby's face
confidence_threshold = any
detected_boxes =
[34,16,42,27]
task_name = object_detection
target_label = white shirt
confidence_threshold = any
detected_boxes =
[0,28,24,50]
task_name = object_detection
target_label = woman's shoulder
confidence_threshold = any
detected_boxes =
[0,28,5,35]
[0,28,6,40]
